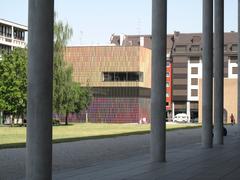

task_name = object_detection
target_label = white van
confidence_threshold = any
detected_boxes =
[173,113,189,123]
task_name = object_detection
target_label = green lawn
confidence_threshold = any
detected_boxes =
[0,123,201,149]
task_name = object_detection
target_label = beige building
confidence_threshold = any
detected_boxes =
[198,78,237,124]
[65,46,152,123]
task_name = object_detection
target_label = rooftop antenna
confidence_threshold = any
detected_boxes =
[79,30,83,44]
[136,18,142,35]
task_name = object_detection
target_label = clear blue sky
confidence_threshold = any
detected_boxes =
[0,0,238,45]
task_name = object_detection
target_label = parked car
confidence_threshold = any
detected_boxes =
[173,113,189,123]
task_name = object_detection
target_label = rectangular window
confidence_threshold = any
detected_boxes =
[191,78,198,85]
[190,57,200,63]
[166,62,170,67]
[230,56,238,64]
[166,92,170,97]
[191,89,198,97]
[191,67,198,74]
[103,72,143,82]
[232,67,238,74]
[231,44,238,52]
[166,82,170,87]
[224,44,228,51]
[191,45,200,52]
[166,72,170,77]
[175,45,187,52]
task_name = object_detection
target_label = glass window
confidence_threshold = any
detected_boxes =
[191,78,198,85]
[191,89,198,96]
[191,67,198,74]
[191,45,200,52]
[166,72,170,77]
[232,67,238,74]
[175,45,187,52]
[103,72,143,82]
[224,44,228,51]
[231,44,238,52]
[166,82,170,87]
[190,57,200,63]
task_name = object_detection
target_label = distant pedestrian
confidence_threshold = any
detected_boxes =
[230,113,235,126]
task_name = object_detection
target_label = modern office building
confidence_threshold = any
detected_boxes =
[111,32,238,121]
[0,19,27,52]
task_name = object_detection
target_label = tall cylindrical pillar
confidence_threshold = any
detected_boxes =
[151,0,167,162]
[238,0,240,132]
[214,0,224,145]
[26,0,54,179]
[202,0,213,148]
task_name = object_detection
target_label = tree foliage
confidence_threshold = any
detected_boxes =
[53,16,92,125]
[0,16,92,125]
[0,48,27,121]
[53,16,73,116]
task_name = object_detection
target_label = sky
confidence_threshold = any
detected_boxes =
[0,0,238,45]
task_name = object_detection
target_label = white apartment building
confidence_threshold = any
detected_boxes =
[0,19,27,52]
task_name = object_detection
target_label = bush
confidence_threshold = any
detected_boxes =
[52,119,61,126]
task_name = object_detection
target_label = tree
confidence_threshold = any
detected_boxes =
[53,15,73,118]
[61,66,75,125]
[0,48,27,123]
[53,15,92,125]
[73,84,92,114]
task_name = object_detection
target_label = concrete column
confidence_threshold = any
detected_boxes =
[202,0,213,148]
[214,0,224,144]
[26,0,54,179]
[187,102,191,123]
[151,0,167,162]
[238,0,240,130]
[172,102,175,120]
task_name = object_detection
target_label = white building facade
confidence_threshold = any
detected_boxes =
[0,19,27,52]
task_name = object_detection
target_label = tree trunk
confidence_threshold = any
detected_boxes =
[65,111,69,125]
[11,115,14,126]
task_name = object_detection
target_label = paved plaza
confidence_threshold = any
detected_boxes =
[0,125,239,180]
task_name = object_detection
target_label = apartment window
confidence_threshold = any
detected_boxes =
[191,67,198,74]
[191,78,198,85]
[166,62,170,67]
[166,72,170,77]
[103,72,143,82]
[230,56,238,64]
[231,44,238,52]
[175,45,187,52]
[0,24,3,36]
[232,67,238,74]
[190,57,200,63]
[191,45,200,52]
[166,102,170,106]
[166,82,170,87]
[166,92,170,97]
[224,44,228,51]
[191,89,198,97]
[14,28,25,40]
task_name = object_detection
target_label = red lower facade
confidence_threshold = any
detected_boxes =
[65,97,150,123]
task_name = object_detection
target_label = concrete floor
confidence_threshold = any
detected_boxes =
[53,125,240,180]
[0,125,239,180]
